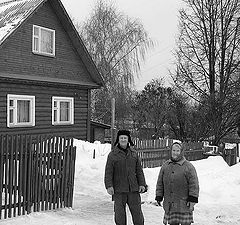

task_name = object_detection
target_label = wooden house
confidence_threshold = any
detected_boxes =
[90,121,111,143]
[0,0,104,140]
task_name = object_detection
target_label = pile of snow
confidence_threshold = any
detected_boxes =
[2,139,240,225]
[73,139,111,198]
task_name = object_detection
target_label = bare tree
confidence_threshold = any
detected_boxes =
[131,79,170,139]
[173,0,240,144]
[166,91,192,141]
[76,0,154,125]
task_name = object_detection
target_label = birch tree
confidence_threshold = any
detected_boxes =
[77,0,153,125]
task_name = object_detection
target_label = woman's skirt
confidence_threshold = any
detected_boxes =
[163,211,194,224]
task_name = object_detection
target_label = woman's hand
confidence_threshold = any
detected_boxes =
[155,196,163,206]
[156,200,162,206]
[187,202,196,211]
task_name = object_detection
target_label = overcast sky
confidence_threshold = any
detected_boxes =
[61,0,183,90]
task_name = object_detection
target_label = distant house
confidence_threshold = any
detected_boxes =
[90,121,111,143]
[0,0,104,140]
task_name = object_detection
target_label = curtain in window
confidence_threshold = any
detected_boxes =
[9,109,13,124]
[60,102,70,122]
[17,100,30,123]
[34,37,39,51]
[41,29,53,54]
[9,100,14,124]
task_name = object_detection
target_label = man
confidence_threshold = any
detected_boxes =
[104,130,146,225]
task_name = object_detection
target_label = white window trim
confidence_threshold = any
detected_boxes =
[7,94,35,128]
[52,96,74,125]
[32,25,55,57]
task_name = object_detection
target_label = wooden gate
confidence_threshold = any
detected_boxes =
[224,147,237,166]
[0,134,76,219]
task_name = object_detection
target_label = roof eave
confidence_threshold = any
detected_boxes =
[0,0,47,47]
[0,72,102,89]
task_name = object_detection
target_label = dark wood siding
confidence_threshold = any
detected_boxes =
[0,1,94,84]
[0,81,89,140]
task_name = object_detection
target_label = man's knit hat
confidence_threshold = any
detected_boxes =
[114,130,134,146]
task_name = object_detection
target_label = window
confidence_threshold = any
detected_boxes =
[52,97,74,125]
[32,25,55,56]
[7,95,35,127]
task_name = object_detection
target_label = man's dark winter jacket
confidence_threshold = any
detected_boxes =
[104,146,146,193]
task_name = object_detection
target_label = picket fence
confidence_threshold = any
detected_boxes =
[0,134,76,220]
[134,139,237,168]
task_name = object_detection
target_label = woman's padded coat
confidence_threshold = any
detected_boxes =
[156,157,199,213]
[104,146,146,193]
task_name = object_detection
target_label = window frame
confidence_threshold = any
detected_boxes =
[7,94,35,128]
[32,25,55,57]
[52,96,74,125]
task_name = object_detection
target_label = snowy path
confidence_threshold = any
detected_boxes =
[71,193,164,224]
[0,194,163,225]
[1,194,240,225]
[194,203,240,225]
[0,149,240,225]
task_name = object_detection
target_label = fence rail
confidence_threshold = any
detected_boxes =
[134,139,173,149]
[0,134,76,220]
[137,148,170,168]
[135,139,237,168]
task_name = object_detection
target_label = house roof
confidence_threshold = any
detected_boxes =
[90,121,111,129]
[0,0,41,43]
[0,0,104,88]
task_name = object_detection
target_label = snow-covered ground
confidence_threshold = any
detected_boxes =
[1,139,240,225]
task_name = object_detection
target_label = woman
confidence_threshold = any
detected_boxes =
[104,130,146,225]
[155,142,199,225]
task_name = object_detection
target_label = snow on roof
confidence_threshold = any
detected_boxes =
[0,0,44,45]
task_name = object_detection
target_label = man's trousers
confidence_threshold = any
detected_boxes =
[113,192,144,225]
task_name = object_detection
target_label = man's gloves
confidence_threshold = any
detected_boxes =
[139,185,146,193]
[107,185,148,195]
[155,196,163,206]
[107,187,114,195]
[187,202,196,211]
[139,184,149,193]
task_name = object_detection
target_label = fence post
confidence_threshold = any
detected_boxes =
[0,136,3,219]
[27,135,33,214]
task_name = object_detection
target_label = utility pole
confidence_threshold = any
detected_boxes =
[111,98,115,148]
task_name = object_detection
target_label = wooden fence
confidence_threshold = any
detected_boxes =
[182,142,205,162]
[134,138,173,149]
[134,139,169,168]
[0,134,76,220]
[135,139,237,168]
